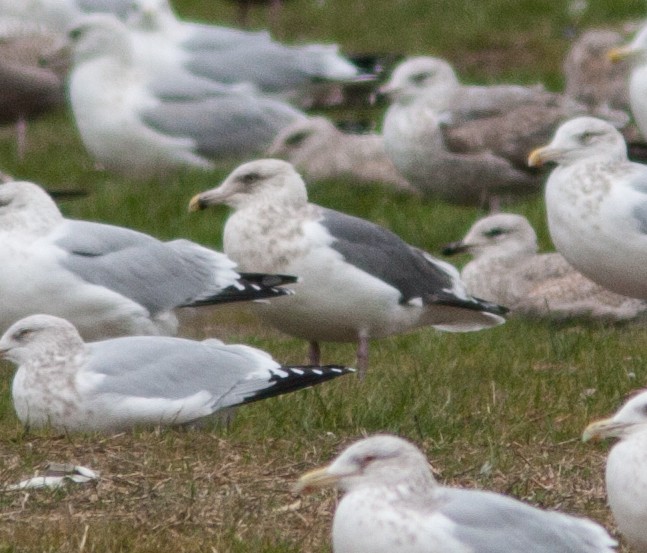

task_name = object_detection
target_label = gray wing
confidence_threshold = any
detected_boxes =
[185,43,357,93]
[77,0,134,19]
[140,94,306,158]
[321,208,503,313]
[88,337,352,410]
[88,337,265,406]
[181,22,272,51]
[54,220,239,314]
[439,488,616,553]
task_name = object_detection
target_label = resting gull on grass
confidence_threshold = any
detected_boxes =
[442,213,647,321]
[0,314,353,432]
[189,159,506,377]
[126,0,360,104]
[583,391,647,552]
[0,180,296,340]
[528,116,647,301]
[266,116,415,193]
[66,14,306,178]
[295,434,617,553]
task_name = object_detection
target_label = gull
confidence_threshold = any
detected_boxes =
[189,159,506,376]
[379,56,555,204]
[528,116,647,301]
[266,116,416,193]
[583,390,647,552]
[126,0,359,102]
[0,18,66,158]
[66,14,306,178]
[442,213,647,321]
[564,29,630,115]
[295,434,617,553]
[608,24,647,140]
[0,314,354,432]
[0,180,296,340]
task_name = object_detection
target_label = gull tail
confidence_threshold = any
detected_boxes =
[182,273,298,307]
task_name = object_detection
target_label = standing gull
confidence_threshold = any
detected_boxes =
[295,434,617,553]
[379,56,552,204]
[442,213,647,321]
[528,116,647,301]
[0,314,353,432]
[0,180,295,340]
[189,159,506,376]
[66,14,306,178]
[583,391,647,552]
[608,24,647,140]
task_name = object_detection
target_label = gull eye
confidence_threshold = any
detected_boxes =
[484,227,506,238]
[13,328,33,341]
[68,27,84,41]
[240,172,260,186]
[410,72,430,85]
[358,455,377,469]
[579,131,601,145]
[284,131,310,147]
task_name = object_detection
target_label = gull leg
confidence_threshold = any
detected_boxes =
[16,116,27,161]
[308,340,321,365]
[356,333,369,379]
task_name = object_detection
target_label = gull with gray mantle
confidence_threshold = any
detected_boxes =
[189,159,506,377]
[295,434,617,553]
[528,116,647,301]
[0,314,353,432]
[0,180,295,340]
[583,391,647,553]
[66,14,306,178]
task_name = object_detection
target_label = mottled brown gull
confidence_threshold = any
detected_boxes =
[529,116,647,301]
[0,180,295,340]
[189,159,506,377]
[443,213,647,320]
[0,314,353,432]
[266,116,415,193]
[380,56,553,204]
[295,434,617,553]
[584,390,647,552]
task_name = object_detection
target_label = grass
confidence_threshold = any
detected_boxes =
[1,0,646,551]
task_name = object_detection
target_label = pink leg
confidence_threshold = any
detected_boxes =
[356,334,369,379]
[16,116,27,161]
[308,340,321,365]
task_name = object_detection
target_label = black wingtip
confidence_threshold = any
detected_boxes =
[237,272,299,287]
[181,274,298,308]
[241,365,355,405]
[427,291,509,316]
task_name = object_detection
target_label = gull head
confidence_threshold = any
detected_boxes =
[126,0,175,31]
[266,117,337,158]
[583,390,647,442]
[0,315,84,366]
[0,181,63,233]
[608,25,647,65]
[443,213,538,259]
[294,435,435,494]
[528,116,627,168]
[379,56,459,104]
[189,159,308,212]
[67,14,132,65]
